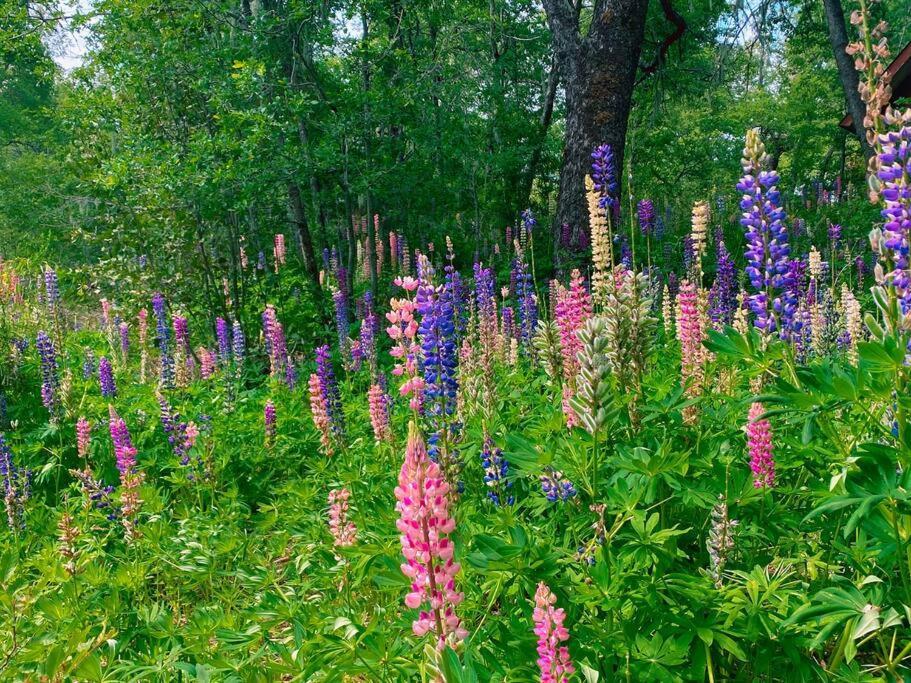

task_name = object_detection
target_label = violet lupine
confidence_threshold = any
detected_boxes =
[118,322,129,360]
[152,293,174,388]
[637,199,655,236]
[533,583,575,683]
[514,251,537,349]
[327,488,357,547]
[1,432,30,530]
[779,258,806,341]
[76,417,91,457]
[308,373,333,454]
[264,400,276,447]
[44,266,59,312]
[591,144,619,211]
[416,257,461,479]
[708,242,738,328]
[262,305,295,389]
[82,348,96,379]
[257,250,266,271]
[215,317,230,365]
[395,422,467,649]
[231,320,245,364]
[36,330,61,418]
[98,356,117,398]
[108,406,143,541]
[315,345,345,439]
[737,129,791,334]
[333,288,349,353]
[555,270,592,426]
[444,242,467,341]
[747,402,775,488]
[540,467,577,502]
[874,123,911,313]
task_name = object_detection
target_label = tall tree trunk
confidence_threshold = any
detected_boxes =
[543,0,649,254]
[288,181,322,298]
[822,0,874,159]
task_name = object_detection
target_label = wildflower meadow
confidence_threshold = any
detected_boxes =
[2,0,911,680]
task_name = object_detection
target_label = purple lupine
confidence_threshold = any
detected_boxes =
[416,259,460,474]
[333,288,349,352]
[637,199,655,236]
[828,223,842,247]
[44,266,59,311]
[70,467,117,520]
[36,331,61,418]
[83,348,96,379]
[708,242,738,327]
[157,393,197,468]
[172,315,190,355]
[1,432,30,529]
[444,248,467,341]
[619,237,632,269]
[315,345,345,439]
[257,251,266,270]
[119,322,129,357]
[591,144,619,210]
[875,125,911,312]
[737,131,791,334]
[502,306,516,340]
[215,317,230,365]
[682,236,695,274]
[152,293,174,387]
[514,255,537,347]
[481,435,512,505]
[667,272,679,300]
[521,208,537,234]
[231,320,245,364]
[778,258,805,340]
[99,357,117,398]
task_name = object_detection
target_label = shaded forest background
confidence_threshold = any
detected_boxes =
[2,0,910,318]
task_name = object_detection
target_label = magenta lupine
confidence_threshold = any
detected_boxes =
[264,400,276,448]
[555,270,592,427]
[533,583,575,683]
[327,487,357,547]
[262,305,296,389]
[76,417,91,457]
[747,402,775,488]
[368,382,392,442]
[395,422,466,648]
[308,373,333,454]
[108,406,143,541]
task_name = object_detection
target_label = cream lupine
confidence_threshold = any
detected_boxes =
[395,421,466,649]
[690,201,710,280]
[841,285,862,365]
[586,175,612,309]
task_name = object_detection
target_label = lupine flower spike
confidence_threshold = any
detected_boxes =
[533,583,575,683]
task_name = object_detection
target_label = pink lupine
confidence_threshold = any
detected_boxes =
[533,583,575,683]
[747,402,775,488]
[274,233,286,270]
[386,280,424,411]
[368,383,392,442]
[308,373,333,454]
[677,280,705,424]
[395,422,466,649]
[198,347,215,379]
[554,270,592,426]
[108,406,143,541]
[327,487,357,547]
[76,417,91,457]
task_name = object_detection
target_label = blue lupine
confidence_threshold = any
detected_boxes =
[231,321,245,364]
[36,331,61,417]
[591,144,619,210]
[540,467,576,502]
[737,131,791,334]
[708,241,738,327]
[152,292,174,387]
[216,317,231,364]
[481,435,513,505]
[315,345,345,439]
[99,356,117,398]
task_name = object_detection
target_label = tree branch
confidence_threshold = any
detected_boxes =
[637,0,686,83]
